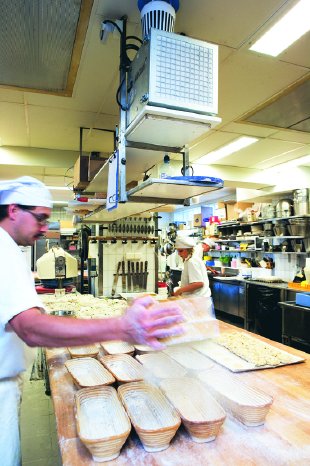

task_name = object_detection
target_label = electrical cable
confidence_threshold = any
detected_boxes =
[64,166,74,191]
[126,44,140,52]
[108,19,141,111]
[126,35,143,45]
[116,77,128,111]
[102,19,122,36]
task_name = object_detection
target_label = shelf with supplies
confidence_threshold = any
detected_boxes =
[211,239,309,254]
[217,216,310,254]
[219,215,310,226]
[212,236,263,252]
[215,237,262,242]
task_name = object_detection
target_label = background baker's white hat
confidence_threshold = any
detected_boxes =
[175,236,196,249]
[202,238,215,248]
[0,176,53,208]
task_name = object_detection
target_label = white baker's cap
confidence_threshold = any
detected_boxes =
[202,238,215,248]
[0,176,53,208]
[175,236,196,249]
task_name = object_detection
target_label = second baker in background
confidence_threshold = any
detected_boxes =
[172,237,212,306]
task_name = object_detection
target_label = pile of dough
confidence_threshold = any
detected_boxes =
[41,294,127,318]
[216,332,294,367]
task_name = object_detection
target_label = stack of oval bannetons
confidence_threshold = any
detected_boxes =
[64,336,273,462]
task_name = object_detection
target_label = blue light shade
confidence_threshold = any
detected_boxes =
[137,0,179,12]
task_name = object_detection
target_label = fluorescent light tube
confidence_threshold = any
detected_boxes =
[197,136,259,164]
[269,154,310,172]
[250,0,310,56]
[47,186,71,191]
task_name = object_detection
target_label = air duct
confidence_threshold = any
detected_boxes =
[138,0,179,38]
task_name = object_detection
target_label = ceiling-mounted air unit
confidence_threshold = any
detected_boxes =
[125,28,221,147]
[87,2,223,220]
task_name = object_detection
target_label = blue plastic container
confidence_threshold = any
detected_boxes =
[296,293,310,307]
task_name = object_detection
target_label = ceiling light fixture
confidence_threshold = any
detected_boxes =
[269,154,310,172]
[47,186,71,191]
[249,0,310,57]
[196,136,259,164]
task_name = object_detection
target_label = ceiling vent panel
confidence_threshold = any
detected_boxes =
[0,0,93,96]
[242,78,310,133]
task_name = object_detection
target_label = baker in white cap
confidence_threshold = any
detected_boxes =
[201,237,216,253]
[173,236,212,302]
[196,237,219,274]
[0,176,184,466]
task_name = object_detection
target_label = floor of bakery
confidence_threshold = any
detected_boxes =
[20,368,62,466]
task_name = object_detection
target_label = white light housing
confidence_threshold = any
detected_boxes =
[269,154,310,172]
[47,186,71,191]
[197,136,259,164]
[249,0,310,57]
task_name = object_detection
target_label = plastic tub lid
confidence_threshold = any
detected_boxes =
[157,282,167,288]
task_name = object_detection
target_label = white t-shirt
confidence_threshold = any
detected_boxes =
[0,227,43,378]
[180,254,211,298]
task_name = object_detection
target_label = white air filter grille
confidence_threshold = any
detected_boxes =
[149,30,218,115]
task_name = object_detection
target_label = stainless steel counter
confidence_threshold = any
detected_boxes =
[211,275,299,291]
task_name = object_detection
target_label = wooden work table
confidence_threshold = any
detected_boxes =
[45,322,310,466]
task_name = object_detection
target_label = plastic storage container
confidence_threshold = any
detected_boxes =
[157,281,168,298]
[296,293,310,307]
[293,189,310,215]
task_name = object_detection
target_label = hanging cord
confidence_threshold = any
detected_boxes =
[116,35,142,110]
[102,19,142,111]
[126,43,140,52]
[116,77,127,111]
[126,35,143,45]
[64,165,74,190]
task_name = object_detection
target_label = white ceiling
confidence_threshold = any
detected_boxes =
[0,0,309,204]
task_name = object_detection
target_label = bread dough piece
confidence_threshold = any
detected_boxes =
[216,332,294,367]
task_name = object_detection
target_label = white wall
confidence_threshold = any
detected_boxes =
[101,241,156,296]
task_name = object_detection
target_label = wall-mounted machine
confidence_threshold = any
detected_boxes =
[36,246,78,289]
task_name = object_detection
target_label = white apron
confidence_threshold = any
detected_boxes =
[0,375,23,466]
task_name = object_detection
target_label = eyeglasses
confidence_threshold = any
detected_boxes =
[18,206,50,226]
[26,210,50,226]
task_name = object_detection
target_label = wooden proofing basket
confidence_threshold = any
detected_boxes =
[101,340,135,355]
[118,381,181,452]
[198,369,273,426]
[75,386,131,462]
[134,344,156,354]
[136,352,187,379]
[98,354,145,383]
[163,345,213,371]
[65,357,115,388]
[160,377,226,443]
[68,345,99,358]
